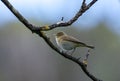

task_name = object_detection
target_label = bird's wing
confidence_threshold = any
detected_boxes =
[61,35,86,46]
[61,35,94,49]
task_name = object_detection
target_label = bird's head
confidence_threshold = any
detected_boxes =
[56,31,66,38]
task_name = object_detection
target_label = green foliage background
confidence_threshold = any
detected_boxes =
[0,21,120,81]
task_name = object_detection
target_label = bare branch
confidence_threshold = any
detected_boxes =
[1,0,97,31]
[1,0,101,81]
[1,0,39,33]
[40,0,98,31]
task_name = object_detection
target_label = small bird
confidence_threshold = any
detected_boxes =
[55,31,94,53]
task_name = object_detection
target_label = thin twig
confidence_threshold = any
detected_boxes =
[1,0,101,81]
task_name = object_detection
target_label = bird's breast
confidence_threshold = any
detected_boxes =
[60,41,76,50]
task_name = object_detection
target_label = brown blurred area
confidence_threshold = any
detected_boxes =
[0,21,120,81]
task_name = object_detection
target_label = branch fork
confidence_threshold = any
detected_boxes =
[1,0,102,81]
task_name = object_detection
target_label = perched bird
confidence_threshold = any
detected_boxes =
[55,31,94,53]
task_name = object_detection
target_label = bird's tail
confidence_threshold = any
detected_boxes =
[86,45,95,49]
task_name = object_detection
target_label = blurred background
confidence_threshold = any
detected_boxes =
[0,0,120,81]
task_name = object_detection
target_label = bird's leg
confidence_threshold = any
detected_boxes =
[70,48,76,56]
[65,50,69,54]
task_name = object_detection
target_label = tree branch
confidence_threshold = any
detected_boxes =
[1,0,102,81]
